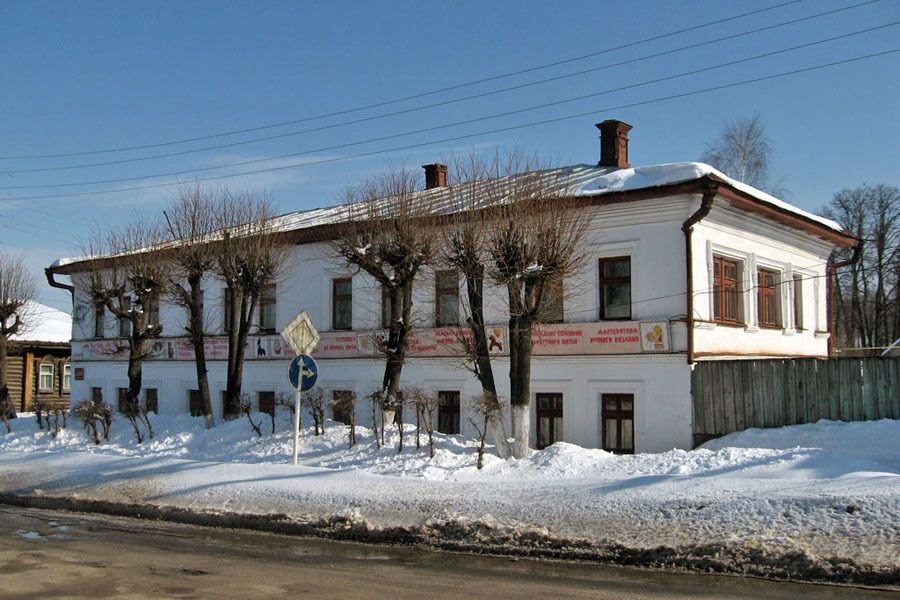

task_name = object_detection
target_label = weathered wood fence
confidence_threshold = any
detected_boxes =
[691,357,900,447]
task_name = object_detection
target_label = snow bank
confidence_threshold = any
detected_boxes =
[1,414,898,582]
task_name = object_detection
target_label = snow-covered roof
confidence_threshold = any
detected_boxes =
[50,161,848,269]
[9,301,72,344]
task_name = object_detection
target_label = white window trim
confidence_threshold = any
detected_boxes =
[38,363,55,392]
[62,364,71,391]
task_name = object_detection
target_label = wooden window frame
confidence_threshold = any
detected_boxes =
[258,390,275,417]
[434,270,459,327]
[381,285,391,329]
[38,363,55,392]
[223,288,234,334]
[259,284,276,333]
[535,392,563,450]
[117,387,131,413]
[713,256,741,325]
[332,390,353,424]
[91,386,103,403]
[543,279,564,323]
[188,389,202,417]
[792,274,803,331]
[601,393,635,454]
[437,390,461,435]
[146,294,160,328]
[119,296,132,338]
[757,268,779,328]
[598,257,631,320]
[94,302,105,338]
[332,278,352,330]
[144,388,158,414]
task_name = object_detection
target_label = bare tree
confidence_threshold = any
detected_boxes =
[73,397,113,444]
[332,167,436,437]
[330,390,358,448]
[239,393,263,437]
[442,153,588,458]
[824,184,900,353]
[409,386,439,458]
[700,114,785,196]
[302,388,327,436]
[163,184,219,429]
[77,225,166,443]
[467,392,507,469]
[216,190,288,419]
[0,252,37,426]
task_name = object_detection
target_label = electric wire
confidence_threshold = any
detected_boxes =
[1,1,880,175]
[3,47,897,203]
[0,0,812,161]
[4,26,896,193]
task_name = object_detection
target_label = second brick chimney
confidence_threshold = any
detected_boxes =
[423,163,448,189]
[596,120,633,168]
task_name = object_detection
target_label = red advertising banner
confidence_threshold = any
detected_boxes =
[73,321,669,361]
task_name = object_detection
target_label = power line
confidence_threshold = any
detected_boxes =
[0,0,810,161]
[3,47,897,203]
[1,1,879,176]
[4,25,896,193]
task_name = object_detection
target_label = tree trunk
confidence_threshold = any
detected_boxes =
[187,277,214,429]
[0,333,15,420]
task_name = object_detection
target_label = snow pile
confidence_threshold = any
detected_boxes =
[1,414,898,581]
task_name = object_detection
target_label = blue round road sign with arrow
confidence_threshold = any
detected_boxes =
[287,354,318,392]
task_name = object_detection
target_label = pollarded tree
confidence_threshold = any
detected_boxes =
[442,152,588,458]
[78,224,167,442]
[483,166,588,458]
[332,167,437,433]
[163,183,219,428]
[216,189,289,419]
[0,252,37,428]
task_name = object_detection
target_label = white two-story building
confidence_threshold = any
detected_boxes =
[50,121,855,453]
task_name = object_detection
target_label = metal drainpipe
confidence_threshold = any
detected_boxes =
[45,267,74,305]
[825,241,862,356]
[681,186,717,365]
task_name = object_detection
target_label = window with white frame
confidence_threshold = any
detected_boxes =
[62,364,71,391]
[39,363,54,392]
[792,273,803,331]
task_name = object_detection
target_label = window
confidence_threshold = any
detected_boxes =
[437,391,460,434]
[713,256,740,324]
[119,296,132,338]
[62,364,71,391]
[381,285,391,329]
[258,391,275,416]
[757,268,779,327]
[146,294,160,328]
[91,387,103,403]
[188,389,202,417]
[39,363,54,392]
[543,279,564,323]
[435,271,459,327]
[332,390,353,424]
[793,274,803,331]
[222,391,238,419]
[598,257,631,320]
[223,288,233,334]
[117,387,131,413]
[144,388,158,414]
[601,393,634,454]
[259,285,276,332]
[333,278,352,330]
[94,302,105,338]
[536,393,563,449]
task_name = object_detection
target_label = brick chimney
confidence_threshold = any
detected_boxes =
[596,120,633,168]
[423,163,448,189]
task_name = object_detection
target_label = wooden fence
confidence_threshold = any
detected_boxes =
[691,357,900,447]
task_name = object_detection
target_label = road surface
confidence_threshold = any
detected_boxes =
[1,505,894,599]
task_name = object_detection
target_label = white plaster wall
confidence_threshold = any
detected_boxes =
[689,200,834,357]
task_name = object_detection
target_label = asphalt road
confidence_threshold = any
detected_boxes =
[0,505,895,600]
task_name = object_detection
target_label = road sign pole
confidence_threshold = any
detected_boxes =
[292,389,302,466]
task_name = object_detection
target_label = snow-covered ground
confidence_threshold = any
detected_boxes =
[1,412,898,583]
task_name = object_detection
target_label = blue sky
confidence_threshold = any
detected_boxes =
[2,0,898,312]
